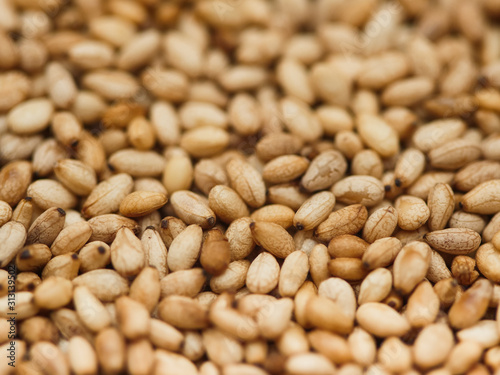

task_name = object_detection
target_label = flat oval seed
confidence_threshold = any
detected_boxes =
[427,183,455,231]
[461,179,500,214]
[208,185,249,224]
[119,191,168,217]
[246,252,280,294]
[262,155,310,184]
[476,243,500,283]
[448,279,492,329]
[315,204,368,242]
[413,323,454,369]
[27,179,77,210]
[301,150,347,192]
[362,206,398,243]
[292,189,335,231]
[357,114,400,157]
[7,98,54,135]
[424,228,481,255]
[170,190,216,229]
[356,303,410,338]
[332,175,385,207]
[279,250,309,297]
[249,221,295,259]
[226,158,266,208]
[395,195,430,231]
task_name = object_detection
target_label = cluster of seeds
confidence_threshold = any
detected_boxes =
[3,0,500,374]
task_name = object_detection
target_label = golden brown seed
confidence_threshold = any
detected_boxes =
[7,98,54,135]
[209,306,259,342]
[194,159,229,195]
[170,190,216,229]
[454,160,500,192]
[130,267,161,313]
[358,268,392,305]
[225,217,255,261]
[76,131,107,173]
[42,252,80,280]
[255,132,303,162]
[158,295,209,330]
[246,252,280,294]
[362,206,398,243]
[249,221,295,259]
[250,204,295,229]
[200,229,231,276]
[406,280,440,328]
[110,227,145,277]
[116,296,150,340]
[11,197,33,230]
[301,150,347,192]
[362,237,402,270]
[69,336,98,375]
[393,241,431,295]
[27,207,66,246]
[27,179,77,211]
[210,260,250,294]
[445,340,483,375]
[95,328,126,375]
[82,173,134,218]
[315,204,368,242]
[0,221,27,268]
[280,97,323,142]
[452,256,479,286]
[351,149,383,179]
[180,126,230,158]
[226,158,266,208]
[0,160,32,206]
[119,191,168,218]
[306,295,353,335]
[309,244,331,288]
[332,175,384,207]
[162,148,193,194]
[262,155,309,184]
[51,221,92,256]
[413,323,454,369]
[30,341,69,375]
[328,235,369,258]
[328,258,368,281]
[461,179,500,214]
[208,185,249,224]
[54,158,97,196]
[88,214,139,244]
[16,244,52,273]
[279,250,309,297]
[429,139,481,170]
[161,268,206,298]
[449,278,492,329]
[78,241,111,273]
[18,316,59,345]
[394,148,426,188]
[268,183,310,211]
[356,114,400,157]
[395,195,430,231]
[33,276,72,310]
[167,224,203,272]
[356,302,410,338]
[476,243,500,283]
[424,228,481,255]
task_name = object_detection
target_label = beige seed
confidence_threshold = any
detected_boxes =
[318,277,356,321]
[110,227,145,277]
[476,243,500,283]
[88,214,139,244]
[306,295,353,335]
[149,318,184,352]
[348,327,376,367]
[32,138,68,178]
[180,126,230,158]
[268,183,310,211]
[210,260,250,294]
[355,302,410,337]
[108,149,165,177]
[449,278,492,329]
[406,280,440,328]
[249,221,295,259]
[69,336,98,375]
[161,268,206,298]
[226,158,266,208]
[413,119,466,152]
[228,93,262,135]
[167,224,203,272]
[328,235,368,259]
[413,323,454,369]
[73,269,129,302]
[30,341,69,375]
[246,252,280,294]
[179,101,228,130]
[356,114,400,158]
[162,149,193,193]
[127,116,156,151]
[393,241,431,295]
[73,285,111,332]
[454,160,500,192]
[407,172,455,200]
[209,307,259,342]
[170,190,216,228]
[208,185,249,224]
[361,237,402,270]
[194,159,229,195]
[357,51,409,89]
[458,319,499,349]
[351,149,383,179]
[226,217,255,261]
[46,62,77,109]
[0,161,32,207]
[448,211,487,233]
[7,98,54,135]
[381,76,434,106]
[358,268,392,305]
[51,221,92,256]
[257,298,294,340]
[445,340,483,375]
[158,295,209,330]
[27,179,77,211]
[255,132,303,162]
[427,183,455,231]
[378,337,412,373]
[27,207,66,246]
[16,244,52,273]
[328,258,368,281]
[310,62,351,107]
[279,250,309,297]
[461,179,500,214]
[308,329,352,365]
[309,244,331,288]
[78,241,111,273]
[362,206,398,243]
[315,204,368,242]
[394,148,426,188]
[395,195,430,231]
[76,131,107,173]
[42,253,80,280]
[262,155,309,184]
[332,176,384,207]
[95,328,126,375]
[33,276,72,310]
[54,159,97,196]
[116,296,150,340]
[119,191,168,218]
[429,139,481,170]
[301,150,347,192]
[82,69,139,100]
[424,228,481,255]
